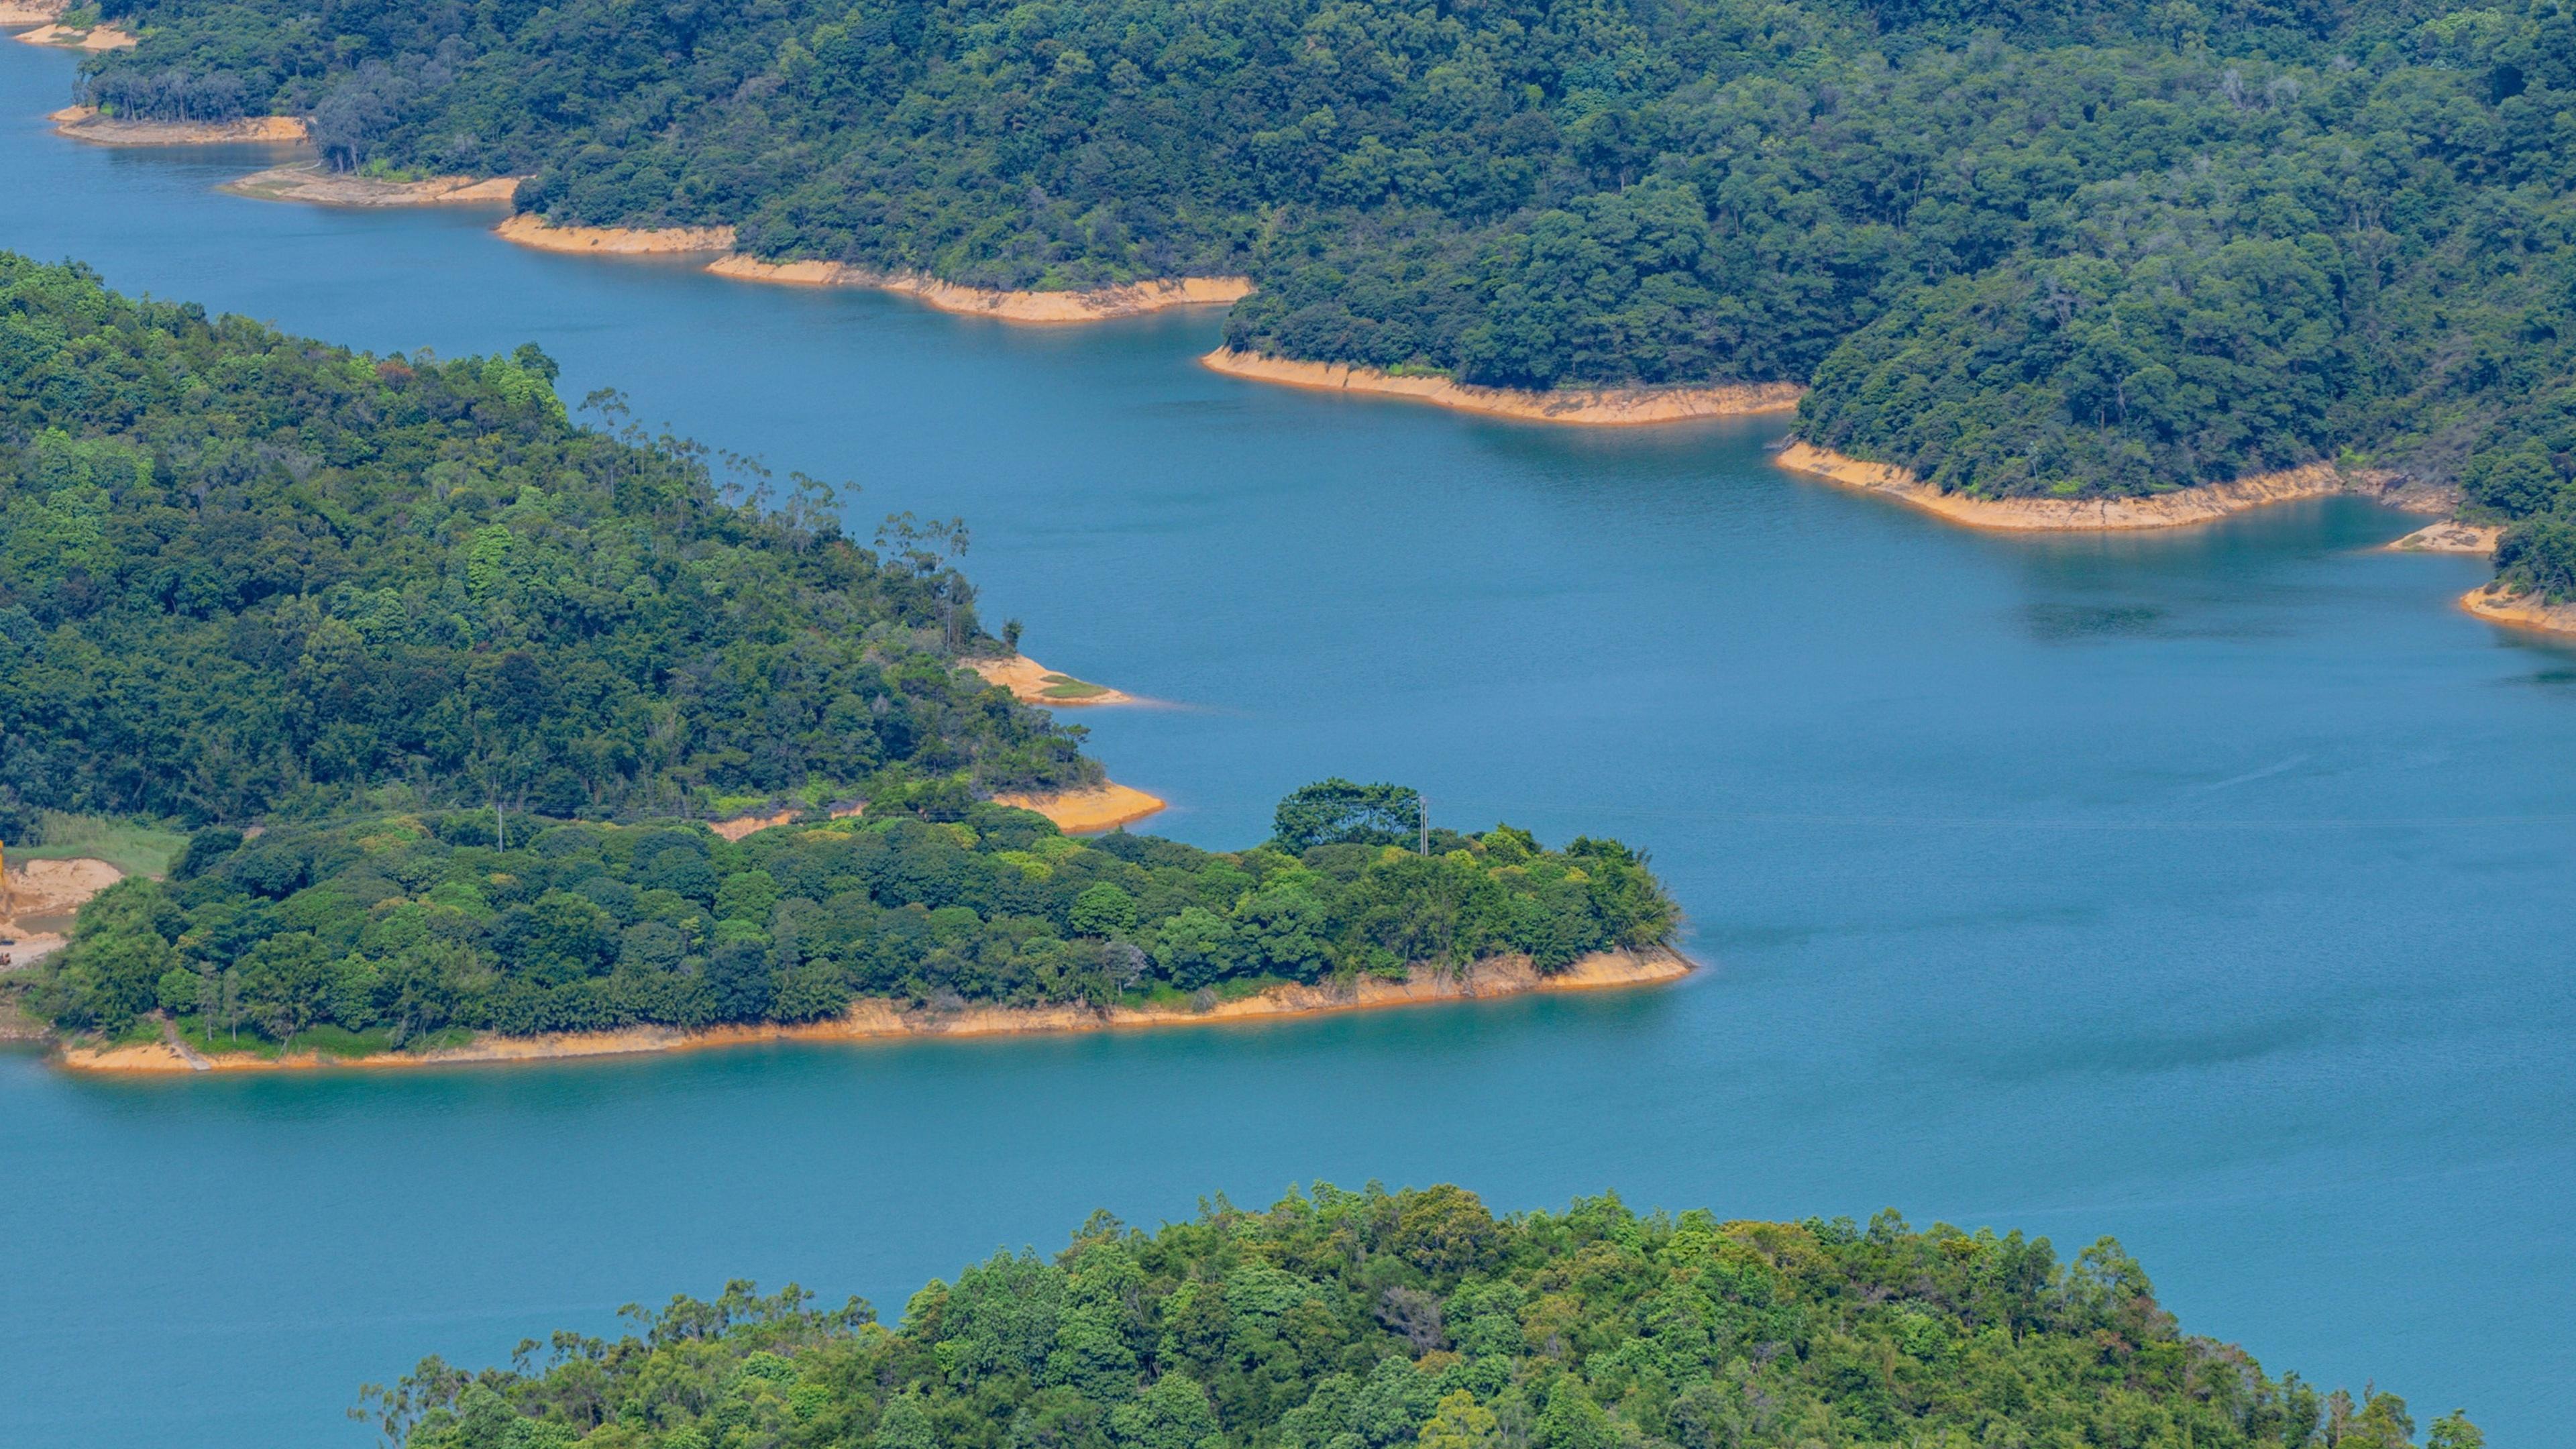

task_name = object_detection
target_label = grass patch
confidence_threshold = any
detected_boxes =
[13,813,190,879]
[1039,675,1110,700]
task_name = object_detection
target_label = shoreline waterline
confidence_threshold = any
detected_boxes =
[52,947,1694,1074]
[1201,347,1805,425]
[710,256,1253,322]
[1773,440,2449,532]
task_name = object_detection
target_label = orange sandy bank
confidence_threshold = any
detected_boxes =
[0,1,67,24]
[710,256,1253,322]
[1,856,123,969]
[2461,582,2576,636]
[56,946,1693,1073]
[2387,521,2502,555]
[1774,441,2428,531]
[50,105,304,144]
[225,165,521,207]
[969,654,1134,706]
[15,19,133,47]
[996,782,1166,833]
[1201,348,1805,425]
[496,213,737,254]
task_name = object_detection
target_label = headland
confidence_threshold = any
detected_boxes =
[50,105,305,144]
[224,165,521,207]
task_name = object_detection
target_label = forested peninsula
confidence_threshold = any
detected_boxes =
[363,1184,2479,1449]
[25,789,1682,1071]
[56,0,2576,526]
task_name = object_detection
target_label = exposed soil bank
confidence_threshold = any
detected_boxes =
[0,1,67,24]
[2461,582,2576,636]
[15,19,131,48]
[995,782,1166,833]
[224,164,521,207]
[969,654,1134,706]
[710,256,1253,322]
[1774,441,2443,531]
[1,856,122,969]
[1201,348,1805,425]
[2387,521,2502,555]
[56,946,1693,1072]
[708,801,866,843]
[50,105,304,144]
[496,213,737,254]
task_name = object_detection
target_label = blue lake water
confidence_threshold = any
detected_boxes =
[3,37,2573,1448]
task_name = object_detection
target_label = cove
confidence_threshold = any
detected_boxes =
[3,39,2574,1449]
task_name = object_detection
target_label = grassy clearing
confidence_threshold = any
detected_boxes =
[1039,674,1111,700]
[13,813,191,879]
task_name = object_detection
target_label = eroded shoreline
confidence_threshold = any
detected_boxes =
[1203,347,1805,425]
[2461,582,2576,636]
[56,947,1693,1073]
[1774,441,2444,531]
[710,256,1253,321]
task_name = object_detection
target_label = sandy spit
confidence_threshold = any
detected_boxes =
[993,782,1166,833]
[54,946,1693,1073]
[1201,348,1804,425]
[2386,521,2502,555]
[15,19,132,47]
[496,213,738,254]
[1773,441,2440,532]
[708,256,1252,322]
[224,164,521,207]
[50,105,304,144]
[969,654,1134,706]
[2460,582,2576,636]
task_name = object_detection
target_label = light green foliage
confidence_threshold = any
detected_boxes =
[372,1187,2471,1449]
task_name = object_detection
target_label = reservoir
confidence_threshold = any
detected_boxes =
[3,39,2571,1448]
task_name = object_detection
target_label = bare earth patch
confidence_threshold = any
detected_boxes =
[1202,347,1804,425]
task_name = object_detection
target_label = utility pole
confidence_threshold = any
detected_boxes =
[1417,794,1428,855]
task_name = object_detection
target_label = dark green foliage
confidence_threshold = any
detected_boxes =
[0,256,1093,827]
[362,1185,2476,1449]
[1273,780,1422,854]
[76,0,2576,506]
[19,807,1678,1041]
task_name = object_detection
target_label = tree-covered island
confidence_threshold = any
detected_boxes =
[54,0,2576,568]
[365,1184,2482,1449]
[0,258,1685,1062]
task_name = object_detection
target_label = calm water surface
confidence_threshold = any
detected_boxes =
[3,40,2572,1449]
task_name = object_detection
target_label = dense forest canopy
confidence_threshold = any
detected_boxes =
[0,255,1095,838]
[72,0,2576,531]
[366,1184,2482,1449]
[19,801,1678,1046]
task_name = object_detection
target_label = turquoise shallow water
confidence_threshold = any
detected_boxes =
[3,39,2573,1448]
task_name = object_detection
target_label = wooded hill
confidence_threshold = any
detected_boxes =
[68,0,2576,546]
[365,1184,2482,1449]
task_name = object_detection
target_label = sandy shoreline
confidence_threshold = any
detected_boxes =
[495,213,738,254]
[225,164,520,207]
[709,256,1252,321]
[996,782,1166,833]
[2387,521,2502,555]
[2460,582,2576,636]
[1773,441,2439,531]
[54,946,1691,1073]
[50,105,305,144]
[969,654,1134,706]
[14,19,131,47]
[1201,348,1804,425]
